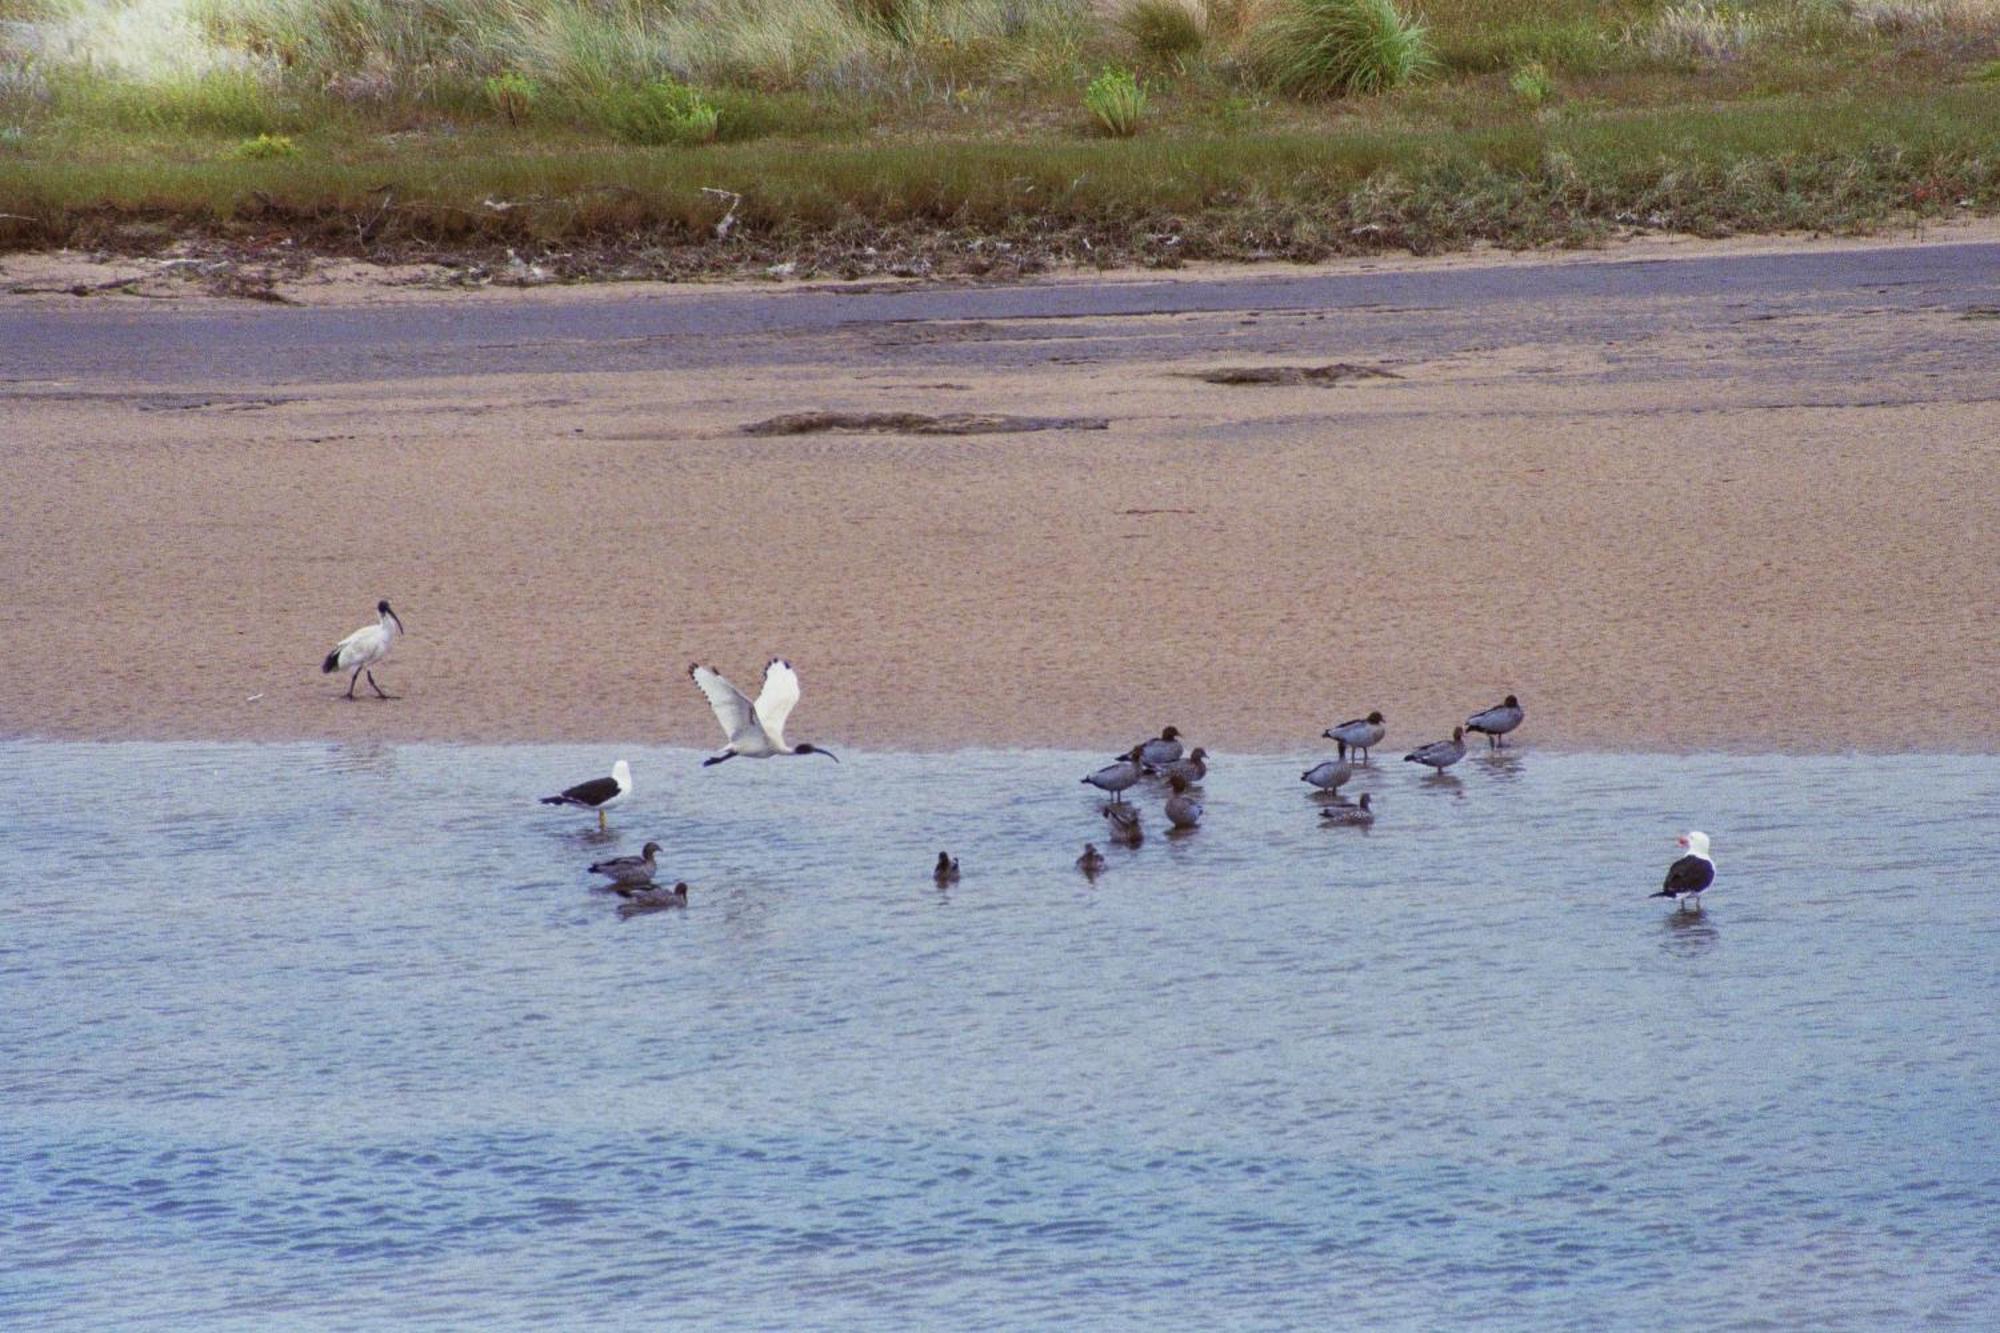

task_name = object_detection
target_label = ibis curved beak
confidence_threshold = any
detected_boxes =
[390,611,405,634]
[817,748,841,763]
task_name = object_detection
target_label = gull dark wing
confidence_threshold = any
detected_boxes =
[1659,855,1715,895]
[545,775,620,808]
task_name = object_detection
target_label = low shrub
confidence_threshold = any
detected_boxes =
[1084,66,1147,136]
[484,73,539,127]
[597,79,722,146]
[233,132,301,159]
[1509,60,1554,105]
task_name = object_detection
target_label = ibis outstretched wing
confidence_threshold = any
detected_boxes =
[753,658,801,747]
[691,664,758,744]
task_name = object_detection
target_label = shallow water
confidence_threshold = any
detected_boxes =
[3,743,1997,1329]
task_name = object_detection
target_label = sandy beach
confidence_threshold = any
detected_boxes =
[3,231,1996,752]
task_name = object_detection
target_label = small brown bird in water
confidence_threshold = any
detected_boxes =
[1321,793,1375,827]
[1077,844,1106,878]
[589,842,662,886]
[1102,801,1143,846]
[616,881,689,916]
[1153,748,1210,785]
[933,851,960,886]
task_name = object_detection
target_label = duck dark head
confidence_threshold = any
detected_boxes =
[1159,725,1180,741]
[641,842,663,858]
[1366,711,1384,724]
[1502,695,1519,708]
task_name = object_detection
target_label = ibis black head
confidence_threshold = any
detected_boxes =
[1367,711,1384,724]
[1502,695,1519,708]
[378,600,404,633]
[795,742,839,763]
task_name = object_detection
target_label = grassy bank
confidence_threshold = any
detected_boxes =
[2,0,1998,277]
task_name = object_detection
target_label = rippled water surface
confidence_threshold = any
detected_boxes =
[3,743,1998,1329]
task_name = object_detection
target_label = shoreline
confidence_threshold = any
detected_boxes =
[7,217,2000,309]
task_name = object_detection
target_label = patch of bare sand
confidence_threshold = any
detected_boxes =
[2,245,1996,752]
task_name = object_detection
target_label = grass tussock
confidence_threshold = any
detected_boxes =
[1084,65,1147,134]
[1253,0,1435,98]
[1118,0,1211,66]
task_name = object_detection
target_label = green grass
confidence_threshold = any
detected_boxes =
[2,0,1998,272]
[5,87,1995,271]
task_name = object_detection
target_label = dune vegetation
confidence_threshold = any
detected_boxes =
[1,0,1998,277]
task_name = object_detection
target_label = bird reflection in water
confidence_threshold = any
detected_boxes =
[1660,910,1719,958]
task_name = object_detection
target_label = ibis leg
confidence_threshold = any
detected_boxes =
[346,667,361,700]
[367,670,394,700]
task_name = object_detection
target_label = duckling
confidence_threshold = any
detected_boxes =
[1320,793,1375,827]
[615,881,690,916]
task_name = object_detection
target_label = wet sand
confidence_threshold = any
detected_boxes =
[3,232,1997,751]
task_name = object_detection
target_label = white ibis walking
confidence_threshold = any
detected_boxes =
[1465,695,1524,748]
[540,759,632,830]
[690,659,839,766]
[1653,831,1715,910]
[321,599,404,700]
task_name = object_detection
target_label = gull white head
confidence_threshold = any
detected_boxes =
[1677,830,1712,860]
[612,759,632,789]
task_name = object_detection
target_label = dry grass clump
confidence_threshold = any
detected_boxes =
[1643,3,1761,64]
[1117,0,1211,64]
[1839,0,2000,34]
